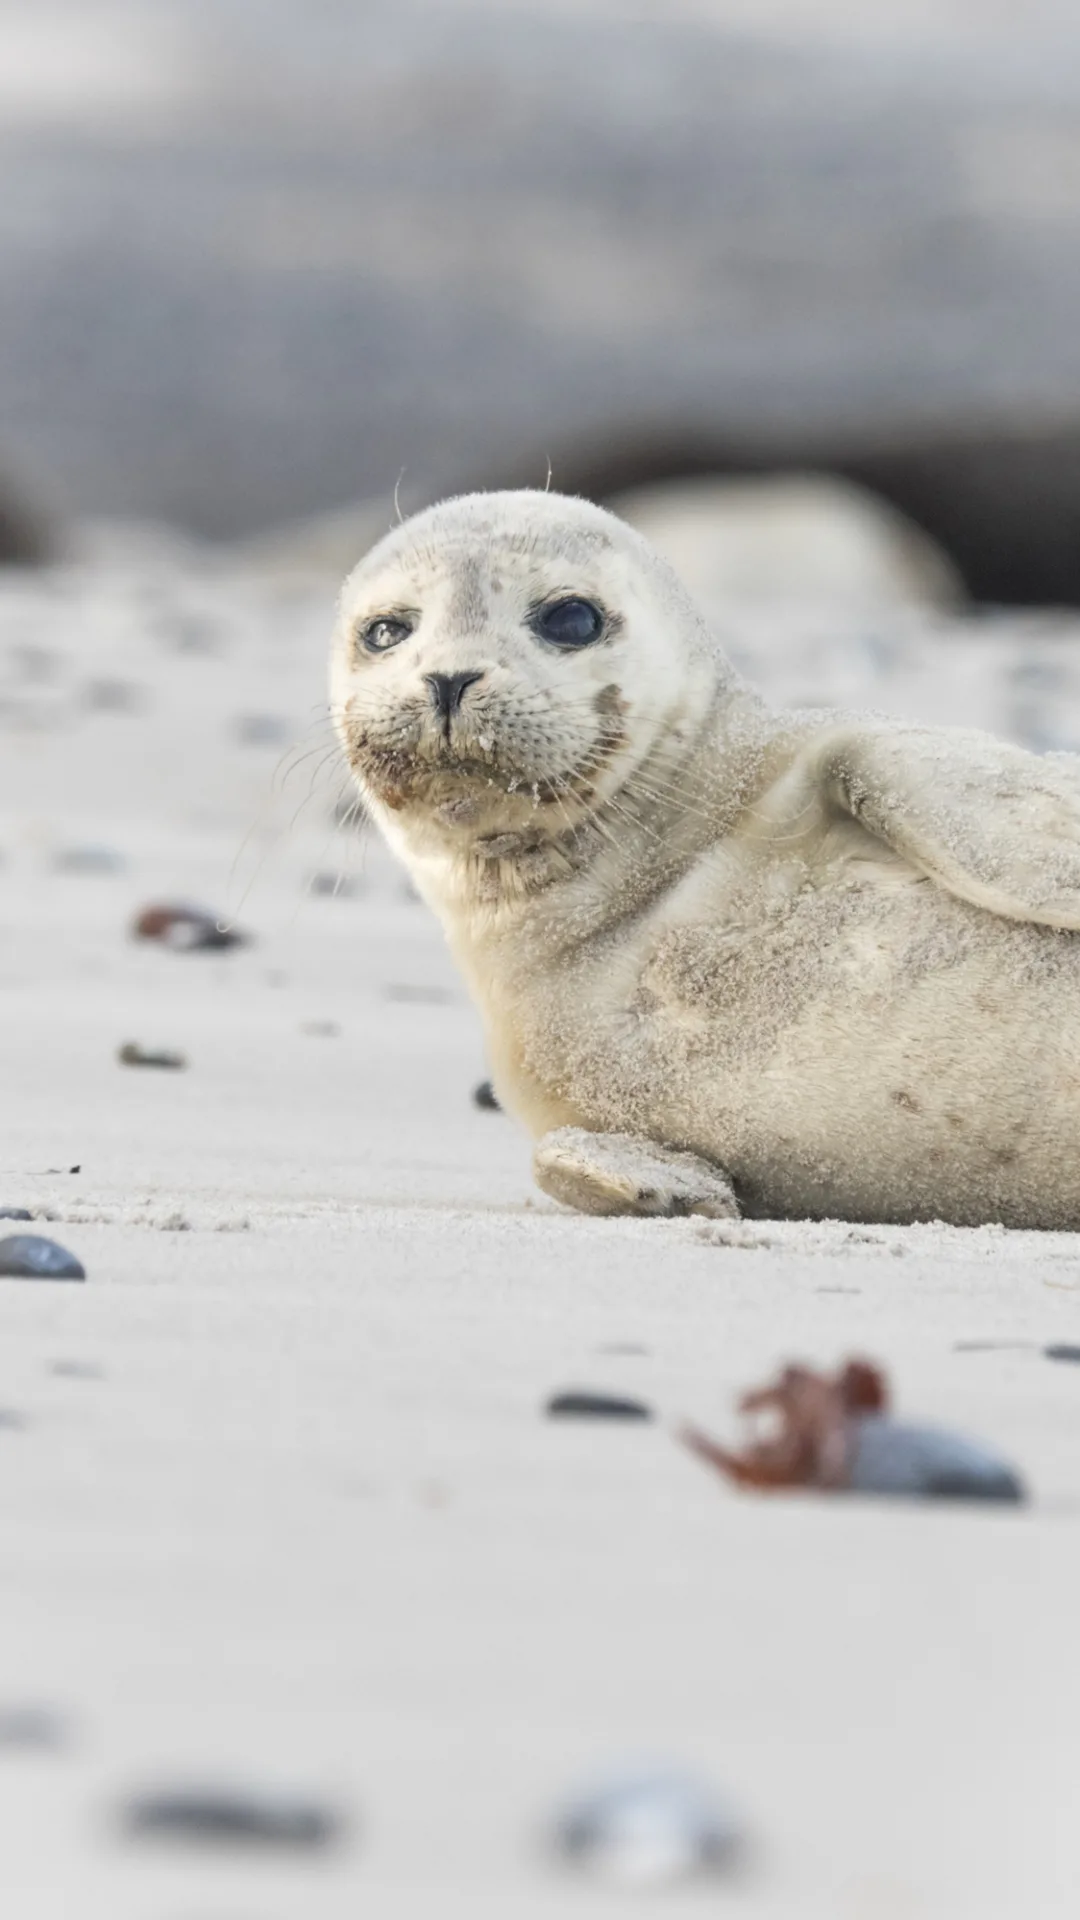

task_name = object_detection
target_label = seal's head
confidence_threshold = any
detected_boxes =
[330,490,732,857]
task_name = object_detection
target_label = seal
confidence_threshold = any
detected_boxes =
[330,488,1080,1229]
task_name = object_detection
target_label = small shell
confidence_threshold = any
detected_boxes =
[555,1765,742,1886]
[0,1235,85,1282]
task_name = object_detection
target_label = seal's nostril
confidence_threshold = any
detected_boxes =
[424,670,484,720]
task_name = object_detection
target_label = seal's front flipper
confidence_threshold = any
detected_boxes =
[534,1127,740,1220]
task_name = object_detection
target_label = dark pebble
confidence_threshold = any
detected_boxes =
[0,1208,33,1221]
[122,1784,342,1850]
[848,1416,1025,1504]
[117,1041,188,1070]
[0,1235,86,1282]
[472,1079,501,1111]
[546,1391,653,1422]
[1045,1344,1080,1364]
[556,1765,742,1886]
[132,903,247,951]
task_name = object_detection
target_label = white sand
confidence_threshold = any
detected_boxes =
[2,566,1080,1916]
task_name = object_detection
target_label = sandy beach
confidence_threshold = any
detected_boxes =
[0,562,1077,1915]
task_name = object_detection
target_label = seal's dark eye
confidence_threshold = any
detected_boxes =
[359,615,412,655]
[531,597,605,649]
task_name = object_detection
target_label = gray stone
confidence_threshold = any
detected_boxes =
[849,1416,1025,1503]
[556,1764,742,1885]
[0,1235,85,1282]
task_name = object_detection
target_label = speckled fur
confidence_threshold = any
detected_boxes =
[331,489,1080,1229]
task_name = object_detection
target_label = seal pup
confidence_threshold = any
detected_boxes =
[331,488,1080,1229]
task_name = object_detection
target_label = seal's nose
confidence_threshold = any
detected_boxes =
[423,670,484,720]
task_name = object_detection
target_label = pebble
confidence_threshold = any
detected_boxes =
[0,1235,86,1282]
[235,712,291,746]
[82,677,143,713]
[555,1764,742,1886]
[848,1416,1025,1503]
[472,1079,501,1111]
[1044,1344,1080,1364]
[52,844,125,875]
[546,1390,653,1422]
[0,1207,33,1221]
[132,903,247,951]
[117,1041,188,1070]
[122,1783,343,1849]
[309,870,362,897]
[0,1706,69,1751]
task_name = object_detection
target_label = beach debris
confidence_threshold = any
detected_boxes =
[1045,1344,1080,1364]
[117,1041,187,1070]
[681,1359,1025,1503]
[0,1234,85,1282]
[472,1078,501,1111]
[132,903,247,951]
[555,1763,742,1886]
[0,1705,69,1751]
[0,1207,33,1221]
[546,1390,653,1422]
[122,1781,343,1850]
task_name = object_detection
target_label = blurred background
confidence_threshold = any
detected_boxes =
[3,0,1080,605]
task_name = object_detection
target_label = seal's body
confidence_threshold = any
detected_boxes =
[331,490,1080,1228]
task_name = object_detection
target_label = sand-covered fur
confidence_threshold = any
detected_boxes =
[331,489,1080,1228]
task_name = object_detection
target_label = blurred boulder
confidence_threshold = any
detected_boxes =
[608,474,964,609]
[4,2,1080,600]
[0,470,53,565]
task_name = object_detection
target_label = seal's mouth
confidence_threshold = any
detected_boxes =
[341,682,630,826]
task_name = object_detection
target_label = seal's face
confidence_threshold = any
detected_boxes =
[330,490,703,856]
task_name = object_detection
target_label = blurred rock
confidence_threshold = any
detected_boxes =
[0,470,54,566]
[555,1764,742,1886]
[122,1781,343,1849]
[609,474,964,609]
[117,1041,188,1070]
[546,1390,653,1421]
[4,5,1080,598]
[0,1234,86,1282]
[0,1705,69,1750]
[53,844,126,875]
